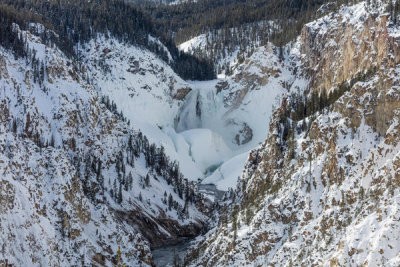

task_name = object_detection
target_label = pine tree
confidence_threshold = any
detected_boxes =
[11,119,17,133]
[58,208,66,238]
[168,193,173,210]
[145,174,150,187]
[395,0,400,24]
[118,183,123,204]
[163,191,167,204]
[128,172,133,191]
[25,112,31,138]
[112,179,117,199]
[173,250,181,267]
[279,46,284,61]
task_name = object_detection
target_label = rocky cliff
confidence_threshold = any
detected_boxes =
[186,2,400,266]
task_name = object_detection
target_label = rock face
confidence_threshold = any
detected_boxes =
[174,87,192,100]
[301,3,400,98]
[186,2,400,266]
[0,26,206,266]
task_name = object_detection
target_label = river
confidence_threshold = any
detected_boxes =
[152,183,224,266]
[152,239,193,267]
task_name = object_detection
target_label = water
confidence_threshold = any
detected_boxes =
[175,89,202,132]
[152,239,192,267]
[152,183,224,266]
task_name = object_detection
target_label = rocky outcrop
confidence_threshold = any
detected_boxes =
[114,208,205,249]
[301,5,400,97]
[186,2,400,266]
[223,44,285,111]
[173,87,192,100]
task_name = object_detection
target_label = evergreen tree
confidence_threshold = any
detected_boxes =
[118,183,123,204]
[168,193,173,210]
[145,174,150,187]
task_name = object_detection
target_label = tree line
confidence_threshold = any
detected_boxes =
[139,0,329,53]
[0,0,215,80]
[136,0,374,73]
[387,0,400,24]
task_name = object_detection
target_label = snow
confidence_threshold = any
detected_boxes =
[185,1,400,265]
[81,37,295,190]
[178,34,207,53]
[202,152,248,191]
[178,21,278,77]
[5,0,400,265]
[80,37,207,180]
[175,45,295,188]
[0,27,207,266]
[306,2,369,33]
[180,128,233,174]
[0,49,154,265]
[388,20,400,38]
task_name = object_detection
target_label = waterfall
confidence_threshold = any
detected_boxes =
[175,89,202,132]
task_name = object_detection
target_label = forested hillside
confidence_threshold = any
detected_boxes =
[3,0,400,266]
[0,1,211,265]
[138,0,389,74]
[0,0,215,80]
[141,0,326,45]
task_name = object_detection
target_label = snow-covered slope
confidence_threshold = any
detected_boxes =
[202,152,248,191]
[81,36,185,128]
[81,37,215,181]
[178,21,277,77]
[185,1,400,266]
[4,0,400,266]
[178,34,208,54]
[0,25,206,266]
[81,37,296,190]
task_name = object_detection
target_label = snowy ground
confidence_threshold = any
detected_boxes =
[81,38,299,193]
